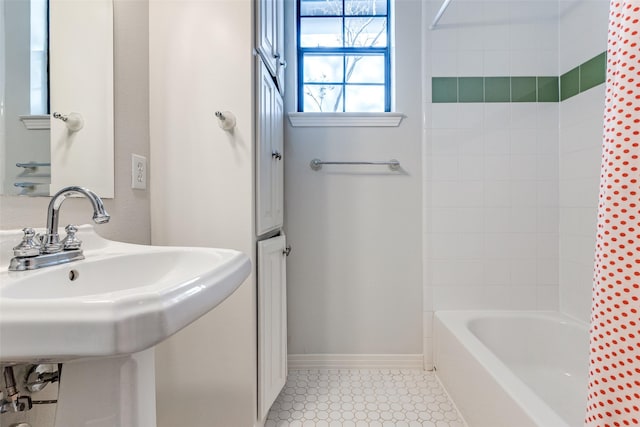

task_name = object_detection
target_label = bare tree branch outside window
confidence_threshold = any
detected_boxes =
[302,0,388,112]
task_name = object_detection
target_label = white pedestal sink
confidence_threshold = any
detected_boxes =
[0,225,251,427]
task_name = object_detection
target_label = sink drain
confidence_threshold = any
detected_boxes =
[68,269,79,281]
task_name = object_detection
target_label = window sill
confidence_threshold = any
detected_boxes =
[19,115,50,130]
[287,112,404,127]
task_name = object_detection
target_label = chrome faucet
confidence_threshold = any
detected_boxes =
[8,186,110,271]
[41,186,110,254]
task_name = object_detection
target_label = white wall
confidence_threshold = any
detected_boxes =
[49,0,114,198]
[558,0,609,323]
[423,0,561,367]
[283,0,424,357]
[1,0,5,192]
[148,1,257,426]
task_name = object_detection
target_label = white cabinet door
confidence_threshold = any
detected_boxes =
[256,60,284,236]
[256,0,285,92]
[258,234,288,421]
[272,85,284,228]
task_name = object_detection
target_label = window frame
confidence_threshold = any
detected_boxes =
[30,0,49,115]
[296,0,392,113]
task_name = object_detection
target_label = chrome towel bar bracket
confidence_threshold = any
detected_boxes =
[310,158,401,171]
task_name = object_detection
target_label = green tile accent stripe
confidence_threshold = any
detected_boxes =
[511,77,537,102]
[485,77,511,102]
[458,77,483,102]
[432,77,457,103]
[538,76,559,102]
[560,66,580,101]
[432,76,554,103]
[432,52,606,103]
[579,52,607,93]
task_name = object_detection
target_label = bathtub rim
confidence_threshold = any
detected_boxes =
[434,310,589,427]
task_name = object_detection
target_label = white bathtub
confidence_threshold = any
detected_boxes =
[434,311,589,427]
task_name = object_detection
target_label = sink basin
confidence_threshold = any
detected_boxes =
[0,225,251,363]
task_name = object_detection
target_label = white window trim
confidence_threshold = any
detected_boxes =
[20,115,50,130]
[287,112,404,127]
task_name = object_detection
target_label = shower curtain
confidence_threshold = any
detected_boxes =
[586,2,640,426]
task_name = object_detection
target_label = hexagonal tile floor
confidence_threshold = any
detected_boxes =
[265,369,467,427]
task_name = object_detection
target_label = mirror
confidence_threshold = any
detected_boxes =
[1,0,114,198]
[1,0,50,196]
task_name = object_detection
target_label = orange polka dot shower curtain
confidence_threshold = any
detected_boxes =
[585,2,640,426]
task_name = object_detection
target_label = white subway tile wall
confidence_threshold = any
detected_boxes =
[422,0,608,365]
[557,0,607,330]
[425,101,560,306]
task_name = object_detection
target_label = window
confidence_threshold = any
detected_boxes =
[30,0,49,115]
[297,0,391,112]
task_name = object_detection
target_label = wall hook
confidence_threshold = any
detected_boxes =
[215,110,236,131]
[53,112,84,132]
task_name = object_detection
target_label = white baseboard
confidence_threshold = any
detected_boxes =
[287,354,424,370]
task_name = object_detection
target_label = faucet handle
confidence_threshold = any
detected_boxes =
[12,228,41,257]
[61,224,82,250]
